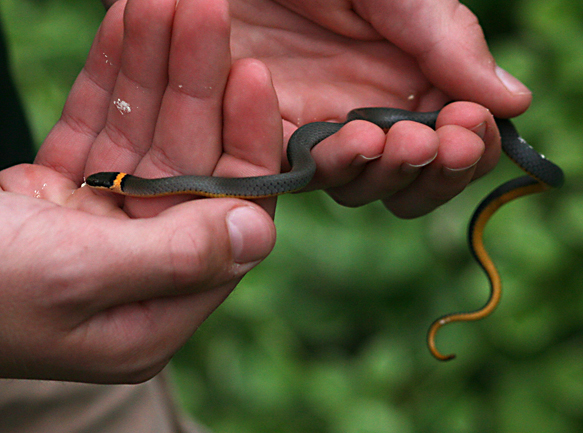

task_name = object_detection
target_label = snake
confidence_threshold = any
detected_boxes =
[86,107,565,361]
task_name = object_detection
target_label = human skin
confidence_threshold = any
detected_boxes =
[0,0,279,383]
[0,0,529,383]
[228,0,532,216]
[104,0,532,217]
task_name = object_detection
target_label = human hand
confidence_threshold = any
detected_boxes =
[0,0,280,383]
[230,0,532,217]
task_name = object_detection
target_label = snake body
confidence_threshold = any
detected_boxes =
[86,108,439,198]
[86,107,564,361]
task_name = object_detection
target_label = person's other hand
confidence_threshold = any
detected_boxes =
[230,0,531,216]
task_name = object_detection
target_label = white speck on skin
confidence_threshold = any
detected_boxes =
[34,183,48,199]
[407,93,416,101]
[114,98,132,115]
[103,52,114,67]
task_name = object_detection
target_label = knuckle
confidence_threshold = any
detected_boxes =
[166,222,231,290]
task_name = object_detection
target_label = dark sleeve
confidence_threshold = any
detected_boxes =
[0,19,35,170]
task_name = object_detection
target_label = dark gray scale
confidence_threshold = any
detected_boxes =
[496,118,564,188]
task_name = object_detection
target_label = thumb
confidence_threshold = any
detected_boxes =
[128,198,277,299]
[357,0,532,117]
[83,198,277,309]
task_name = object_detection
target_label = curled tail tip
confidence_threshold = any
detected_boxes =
[428,336,456,361]
[427,318,457,361]
[432,351,456,362]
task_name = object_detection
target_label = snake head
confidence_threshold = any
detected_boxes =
[85,172,125,193]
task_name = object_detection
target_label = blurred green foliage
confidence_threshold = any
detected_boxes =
[2,0,583,431]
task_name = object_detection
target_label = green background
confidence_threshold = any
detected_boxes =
[2,0,582,431]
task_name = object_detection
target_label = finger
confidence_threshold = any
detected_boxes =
[299,119,386,191]
[122,0,232,218]
[321,120,439,207]
[92,200,271,303]
[35,1,126,181]
[218,58,283,216]
[435,101,501,180]
[84,0,177,175]
[134,0,232,178]
[355,0,532,117]
[383,125,487,219]
[219,60,282,178]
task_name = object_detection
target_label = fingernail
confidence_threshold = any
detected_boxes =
[442,159,480,179]
[400,163,422,175]
[496,66,531,95]
[400,151,438,174]
[227,206,274,264]
[351,153,383,167]
[471,121,487,141]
